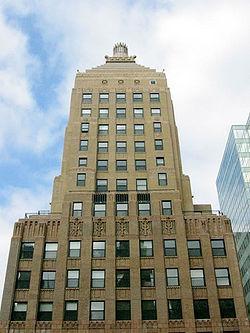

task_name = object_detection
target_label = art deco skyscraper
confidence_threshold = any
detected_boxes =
[1,44,249,332]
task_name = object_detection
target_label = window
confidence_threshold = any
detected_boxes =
[98,124,109,135]
[96,179,108,192]
[98,141,108,153]
[16,271,31,289]
[166,268,179,286]
[69,241,81,257]
[211,239,226,256]
[82,93,92,102]
[156,157,165,166]
[164,240,177,256]
[81,123,89,133]
[135,159,146,171]
[141,300,157,320]
[77,173,86,186]
[140,240,153,257]
[133,108,144,118]
[187,240,202,257]
[64,301,78,321]
[116,203,129,216]
[136,179,147,191]
[215,268,230,286]
[116,179,128,191]
[92,241,105,258]
[133,92,143,101]
[135,141,145,152]
[116,124,126,135]
[116,93,126,102]
[134,124,144,135]
[99,108,109,118]
[116,160,127,171]
[20,242,34,259]
[141,269,155,287]
[168,299,182,320]
[79,157,87,167]
[153,122,162,132]
[158,173,167,185]
[151,108,161,116]
[219,299,236,318]
[190,269,205,287]
[81,108,91,116]
[11,302,27,321]
[155,139,163,150]
[99,93,109,102]
[91,270,105,288]
[193,300,210,319]
[116,141,127,152]
[44,243,58,259]
[97,160,108,171]
[67,270,79,288]
[80,139,88,151]
[116,269,130,287]
[138,203,151,216]
[41,271,56,289]
[94,203,106,217]
[150,92,160,101]
[116,240,130,257]
[150,80,156,84]
[37,302,53,321]
[72,202,82,217]
[90,301,105,320]
[116,301,131,320]
[116,108,126,118]
[162,200,172,215]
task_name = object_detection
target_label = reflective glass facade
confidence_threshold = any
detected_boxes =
[217,115,250,317]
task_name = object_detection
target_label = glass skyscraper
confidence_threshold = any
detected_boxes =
[217,114,250,317]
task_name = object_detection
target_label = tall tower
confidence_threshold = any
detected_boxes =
[1,44,249,333]
[217,114,250,318]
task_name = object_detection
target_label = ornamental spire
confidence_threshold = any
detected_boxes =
[105,42,136,63]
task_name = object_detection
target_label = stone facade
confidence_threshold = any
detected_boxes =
[0,44,249,332]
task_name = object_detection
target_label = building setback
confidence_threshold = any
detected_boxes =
[0,44,249,332]
[217,115,250,319]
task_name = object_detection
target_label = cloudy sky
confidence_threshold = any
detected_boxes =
[0,0,249,301]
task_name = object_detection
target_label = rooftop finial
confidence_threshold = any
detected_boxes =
[105,43,136,63]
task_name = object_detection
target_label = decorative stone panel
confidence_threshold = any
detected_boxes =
[141,288,156,298]
[167,287,181,299]
[46,221,60,238]
[189,258,204,267]
[218,287,233,298]
[140,258,154,267]
[9,321,26,329]
[195,319,212,328]
[40,289,54,300]
[115,321,131,329]
[15,290,29,300]
[168,319,185,328]
[222,318,239,327]
[92,259,106,268]
[89,321,105,328]
[22,221,48,238]
[164,257,178,266]
[116,219,129,237]
[36,321,52,329]
[18,260,33,271]
[65,288,79,299]
[91,289,105,298]
[192,288,208,299]
[93,220,106,237]
[139,218,152,236]
[43,260,56,270]
[185,216,232,237]
[142,320,158,329]
[161,218,176,235]
[67,258,81,268]
[13,222,24,237]
[116,289,130,299]
[69,219,83,237]
[62,321,78,329]
[116,258,130,266]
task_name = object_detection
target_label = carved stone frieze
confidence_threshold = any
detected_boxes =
[116,219,129,237]
[142,320,158,328]
[13,222,24,237]
[69,219,83,237]
[161,218,176,235]
[36,321,52,329]
[89,321,105,328]
[93,220,106,237]
[9,321,25,329]
[62,321,78,328]
[168,319,185,328]
[115,320,131,328]
[195,319,211,327]
[222,318,239,327]
[139,218,152,236]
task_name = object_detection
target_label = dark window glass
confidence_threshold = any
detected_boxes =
[135,141,145,152]
[116,301,131,320]
[116,160,127,171]
[166,268,179,286]
[116,269,130,287]
[153,122,162,132]
[77,173,86,186]
[168,299,182,319]
[135,159,146,170]
[92,241,105,258]
[133,92,143,101]
[211,239,226,256]
[96,179,108,192]
[141,269,155,287]
[37,302,53,321]
[116,179,127,191]
[116,240,130,257]
[116,93,126,102]
[193,300,210,319]
[16,271,31,289]
[162,200,172,215]
[116,141,127,152]
[164,240,177,256]
[97,160,108,171]
[64,301,78,321]
[81,123,89,133]
[155,139,163,150]
[20,242,34,259]
[69,241,81,257]
[11,302,27,321]
[219,299,236,318]
[158,173,167,185]
[116,108,126,118]
[140,240,153,257]
[141,300,157,320]
[134,124,144,135]
[156,157,165,166]
[187,240,202,257]
[41,271,56,289]
[90,301,105,320]
[150,92,160,101]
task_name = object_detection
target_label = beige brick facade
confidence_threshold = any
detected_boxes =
[0,43,249,332]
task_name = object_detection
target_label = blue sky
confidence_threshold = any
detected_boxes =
[1,0,250,300]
